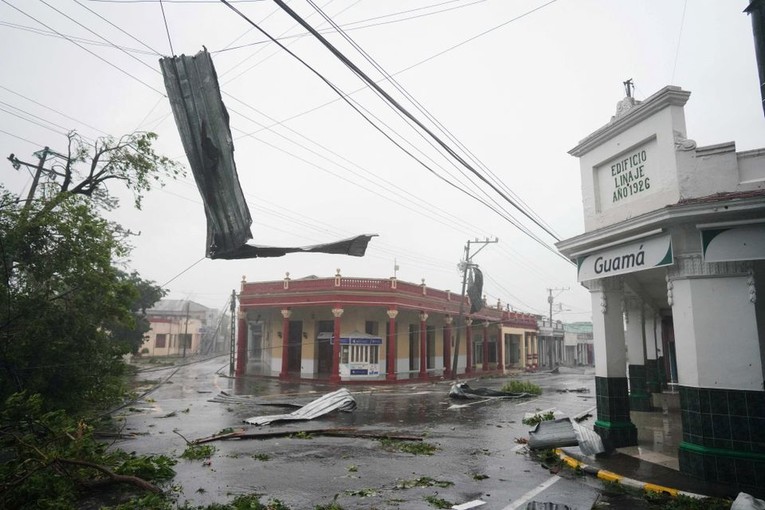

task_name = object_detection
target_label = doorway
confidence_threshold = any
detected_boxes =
[317,320,333,375]
[287,320,302,373]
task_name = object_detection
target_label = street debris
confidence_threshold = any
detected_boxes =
[448,382,533,400]
[451,499,486,509]
[527,418,578,450]
[527,417,605,455]
[191,427,423,444]
[244,387,356,426]
[732,492,765,510]
[574,413,593,423]
[555,387,590,393]
[525,503,572,510]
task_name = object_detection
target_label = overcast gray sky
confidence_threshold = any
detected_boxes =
[2,0,764,320]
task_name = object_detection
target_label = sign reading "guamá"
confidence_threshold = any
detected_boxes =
[576,234,673,282]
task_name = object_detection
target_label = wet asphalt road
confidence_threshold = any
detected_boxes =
[115,358,604,509]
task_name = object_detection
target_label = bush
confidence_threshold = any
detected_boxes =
[501,380,542,395]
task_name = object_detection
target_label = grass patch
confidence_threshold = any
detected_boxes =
[290,431,313,440]
[522,411,555,426]
[500,379,542,395]
[471,473,489,480]
[643,491,731,510]
[252,453,270,461]
[424,494,453,508]
[378,438,437,455]
[180,444,215,460]
[314,503,344,510]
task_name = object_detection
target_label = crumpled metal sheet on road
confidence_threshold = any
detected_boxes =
[244,388,357,426]
[527,417,604,456]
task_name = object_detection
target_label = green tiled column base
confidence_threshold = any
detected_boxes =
[628,364,652,411]
[645,359,661,393]
[677,385,765,497]
[678,442,765,497]
[595,376,638,450]
[594,419,638,449]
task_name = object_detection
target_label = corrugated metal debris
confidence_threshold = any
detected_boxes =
[159,48,374,260]
[244,388,356,426]
[527,417,604,455]
[448,382,532,400]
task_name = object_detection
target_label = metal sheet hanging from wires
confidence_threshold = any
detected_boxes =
[218,0,571,264]
[159,48,376,260]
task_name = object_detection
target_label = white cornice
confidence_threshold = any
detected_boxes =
[556,195,765,258]
[569,86,691,158]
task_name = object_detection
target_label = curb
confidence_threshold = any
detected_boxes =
[554,448,707,500]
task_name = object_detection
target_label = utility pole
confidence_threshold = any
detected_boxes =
[182,300,190,358]
[229,289,236,377]
[451,237,498,378]
[8,147,52,210]
[546,287,568,368]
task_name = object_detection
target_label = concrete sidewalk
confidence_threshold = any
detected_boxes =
[564,391,736,500]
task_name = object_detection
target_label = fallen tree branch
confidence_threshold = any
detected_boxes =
[55,458,162,494]
[192,427,424,444]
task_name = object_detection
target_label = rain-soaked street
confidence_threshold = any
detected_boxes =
[115,357,604,509]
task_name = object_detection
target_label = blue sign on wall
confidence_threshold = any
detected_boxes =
[340,337,383,345]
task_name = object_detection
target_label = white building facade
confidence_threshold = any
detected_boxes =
[557,86,765,494]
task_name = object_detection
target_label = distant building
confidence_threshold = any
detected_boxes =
[537,317,564,369]
[234,273,538,382]
[143,300,217,356]
[557,85,765,494]
[563,322,593,366]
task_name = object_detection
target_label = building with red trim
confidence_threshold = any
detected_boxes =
[235,271,538,382]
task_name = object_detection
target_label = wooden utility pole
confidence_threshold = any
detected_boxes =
[546,287,568,368]
[182,301,190,358]
[451,238,498,378]
[229,290,236,376]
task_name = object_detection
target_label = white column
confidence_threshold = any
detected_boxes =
[668,256,762,390]
[590,278,627,378]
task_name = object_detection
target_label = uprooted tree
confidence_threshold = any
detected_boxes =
[0,131,182,508]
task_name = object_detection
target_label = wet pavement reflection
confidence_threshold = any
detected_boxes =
[118,358,605,509]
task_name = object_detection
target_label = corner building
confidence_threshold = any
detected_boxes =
[235,273,538,383]
[557,86,765,493]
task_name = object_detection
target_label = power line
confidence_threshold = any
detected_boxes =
[38,0,159,73]
[212,0,492,55]
[218,1,511,222]
[158,0,175,55]
[218,0,356,83]
[271,0,561,243]
[1,0,166,95]
[218,1,566,261]
[0,84,108,135]
[671,0,688,83]
[306,0,559,239]
[71,0,164,57]
[0,20,158,55]
[224,92,491,237]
